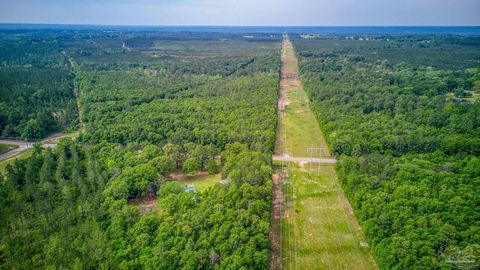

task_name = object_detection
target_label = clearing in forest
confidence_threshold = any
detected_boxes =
[269,36,378,270]
[171,171,222,192]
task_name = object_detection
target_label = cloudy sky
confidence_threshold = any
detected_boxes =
[0,0,479,26]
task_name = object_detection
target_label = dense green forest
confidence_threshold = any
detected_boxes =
[294,35,480,269]
[0,31,280,269]
[2,27,479,269]
[0,38,78,139]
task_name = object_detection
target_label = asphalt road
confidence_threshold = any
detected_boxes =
[0,140,31,161]
[0,133,63,161]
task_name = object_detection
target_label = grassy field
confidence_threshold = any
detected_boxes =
[273,37,377,269]
[180,173,222,192]
[283,84,330,157]
[275,39,330,158]
[0,144,18,155]
[281,164,375,270]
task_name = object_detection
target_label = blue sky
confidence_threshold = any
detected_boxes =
[0,0,479,26]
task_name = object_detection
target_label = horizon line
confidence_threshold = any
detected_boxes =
[1,22,479,28]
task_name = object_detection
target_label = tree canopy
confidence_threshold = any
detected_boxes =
[0,30,280,269]
[294,34,480,269]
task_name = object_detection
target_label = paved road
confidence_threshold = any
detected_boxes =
[272,155,337,164]
[0,140,31,161]
[0,133,66,161]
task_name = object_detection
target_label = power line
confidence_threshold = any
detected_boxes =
[307,147,328,176]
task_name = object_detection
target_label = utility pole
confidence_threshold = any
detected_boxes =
[307,147,327,176]
[308,145,312,176]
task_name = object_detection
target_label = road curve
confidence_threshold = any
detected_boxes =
[0,140,31,161]
[0,133,70,161]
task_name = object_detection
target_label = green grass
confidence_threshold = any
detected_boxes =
[181,173,222,192]
[0,144,18,155]
[274,39,377,269]
[277,41,330,157]
[0,149,33,174]
[282,40,299,72]
[281,164,376,270]
[282,86,329,157]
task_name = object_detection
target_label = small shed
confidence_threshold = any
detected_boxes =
[184,185,196,193]
[219,179,231,186]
